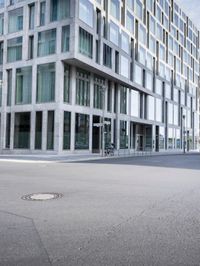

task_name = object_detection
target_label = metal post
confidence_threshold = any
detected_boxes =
[183,115,186,154]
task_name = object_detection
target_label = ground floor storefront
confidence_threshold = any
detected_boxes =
[0,110,198,155]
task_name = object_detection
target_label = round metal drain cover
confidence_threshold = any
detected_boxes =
[22,193,63,201]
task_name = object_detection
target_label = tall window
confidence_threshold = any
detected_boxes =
[63,111,71,150]
[15,67,32,105]
[35,111,42,150]
[6,113,11,149]
[47,111,54,150]
[79,28,93,58]
[0,13,4,35]
[120,121,128,149]
[75,113,89,150]
[120,86,127,114]
[110,0,120,20]
[64,64,70,103]
[14,112,31,149]
[103,44,112,68]
[8,8,23,33]
[29,3,35,30]
[79,0,94,28]
[38,29,56,57]
[50,0,70,21]
[0,71,2,107]
[7,37,22,62]
[40,1,46,26]
[93,75,105,109]
[76,69,90,106]
[62,25,70,52]
[37,63,55,103]
[0,41,3,65]
[7,69,12,106]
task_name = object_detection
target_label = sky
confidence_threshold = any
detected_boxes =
[176,0,200,29]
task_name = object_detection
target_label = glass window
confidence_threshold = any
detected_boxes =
[75,113,89,150]
[146,72,153,91]
[15,67,32,105]
[139,24,146,45]
[7,69,12,106]
[63,111,71,150]
[35,111,42,150]
[131,90,139,117]
[103,44,112,68]
[79,27,93,58]
[120,55,129,78]
[120,86,127,114]
[0,71,2,107]
[110,0,120,20]
[120,121,128,149]
[150,16,155,35]
[8,8,23,33]
[79,0,93,27]
[138,46,146,65]
[50,0,70,21]
[76,69,90,106]
[29,3,35,30]
[168,103,173,124]
[155,78,162,95]
[93,75,105,109]
[14,112,30,149]
[47,110,54,150]
[109,21,119,45]
[38,29,56,57]
[37,63,55,103]
[134,64,143,86]
[0,41,3,65]
[7,37,22,63]
[0,13,4,35]
[121,31,129,54]
[159,126,165,149]
[64,64,70,103]
[147,96,155,120]
[40,1,46,26]
[126,11,134,34]
[127,0,134,10]
[135,0,143,20]
[62,25,70,52]
[156,98,162,122]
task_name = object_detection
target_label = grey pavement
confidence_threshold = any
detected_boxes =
[0,154,200,265]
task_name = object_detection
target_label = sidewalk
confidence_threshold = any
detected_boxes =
[0,150,199,163]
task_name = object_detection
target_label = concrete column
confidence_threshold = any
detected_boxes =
[70,66,76,152]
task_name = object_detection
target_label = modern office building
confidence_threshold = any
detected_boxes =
[0,0,199,155]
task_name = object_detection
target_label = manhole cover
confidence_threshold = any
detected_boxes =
[21,193,63,201]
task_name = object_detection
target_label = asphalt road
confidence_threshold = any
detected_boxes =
[0,154,200,266]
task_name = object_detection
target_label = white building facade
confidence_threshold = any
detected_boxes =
[0,0,199,155]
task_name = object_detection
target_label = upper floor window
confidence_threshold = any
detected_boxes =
[79,27,93,58]
[79,0,93,28]
[0,0,4,8]
[38,29,56,57]
[8,8,23,33]
[110,0,120,20]
[0,13,3,35]
[7,37,22,62]
[50,0,70,22]
[40,1,46,26]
